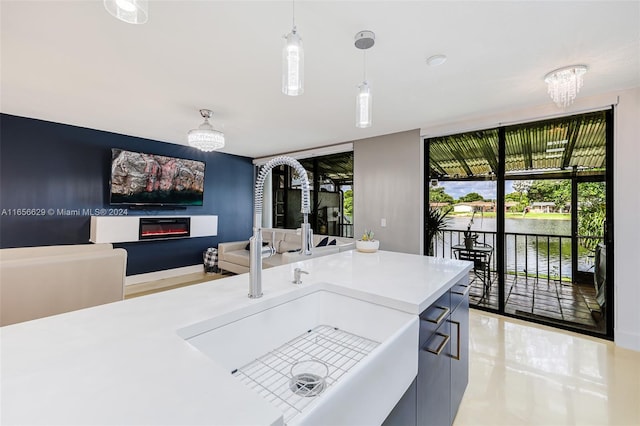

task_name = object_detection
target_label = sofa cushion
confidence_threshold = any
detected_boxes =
[221,248,286,269]
[282,233,301,242]
[262,231,286,246]
[223,250,251,268]
[263,255,285,268]
[279,240,301,253]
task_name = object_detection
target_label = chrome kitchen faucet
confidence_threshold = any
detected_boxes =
[249,156,313,298]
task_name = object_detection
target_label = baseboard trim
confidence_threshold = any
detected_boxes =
[126,265,204,286]
[615,329,640,352]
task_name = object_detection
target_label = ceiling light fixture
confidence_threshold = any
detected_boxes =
[426,54,447,67]
[544,65,588,108]
[355,30,375,129]
[282,0,304,96]
[188,109,225,152]
[103,0,148,24]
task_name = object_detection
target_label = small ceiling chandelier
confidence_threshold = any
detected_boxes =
[103,0,148,24]
[282,0,304,96]
[355,31,375,128]
[188,109,225,152]
[544,65,588,108]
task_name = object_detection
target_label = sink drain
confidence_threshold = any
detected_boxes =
[289,359,328,397]
[290,373,326,397]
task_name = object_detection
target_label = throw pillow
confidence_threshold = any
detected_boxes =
[328,239,337,246]
[316,236,329,247]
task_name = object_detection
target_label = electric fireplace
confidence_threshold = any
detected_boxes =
[138,218,191,241]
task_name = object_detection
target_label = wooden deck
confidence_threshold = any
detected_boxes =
[467,271,605,334]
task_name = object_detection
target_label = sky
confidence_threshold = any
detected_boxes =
[436,181,518,200]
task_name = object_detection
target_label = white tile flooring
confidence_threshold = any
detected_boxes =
[454,310,640,426]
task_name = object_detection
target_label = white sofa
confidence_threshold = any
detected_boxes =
[218,228,354,275]
[0,243,127,326]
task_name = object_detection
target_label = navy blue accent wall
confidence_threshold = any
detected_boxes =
[0,114,254,275]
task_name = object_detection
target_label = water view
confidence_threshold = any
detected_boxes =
[446,215,570,235]
[439,215,595,280]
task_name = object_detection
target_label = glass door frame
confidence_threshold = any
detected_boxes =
[424,108,614,340]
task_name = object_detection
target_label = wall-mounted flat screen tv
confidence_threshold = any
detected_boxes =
[110,148,205,206]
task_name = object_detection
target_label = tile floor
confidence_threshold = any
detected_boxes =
[468,272,604,334]
[454,310,640,426]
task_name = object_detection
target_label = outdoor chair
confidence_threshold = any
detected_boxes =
[455,242,493,299]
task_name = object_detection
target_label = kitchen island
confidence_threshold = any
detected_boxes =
[1,250,471,425]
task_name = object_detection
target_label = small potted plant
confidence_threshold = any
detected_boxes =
[356,229,379,253]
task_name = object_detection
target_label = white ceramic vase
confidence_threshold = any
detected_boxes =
[356,240,379,253]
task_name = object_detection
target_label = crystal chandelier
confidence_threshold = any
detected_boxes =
[544,65,588,108]
[103,0,148,24]
[355,31,375,128]
[188,109,225,152]
[282,0,304,96]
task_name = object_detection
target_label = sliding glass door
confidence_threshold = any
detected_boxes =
[425,109,613,339]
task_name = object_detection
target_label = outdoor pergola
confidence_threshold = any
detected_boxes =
[428,110,607,179]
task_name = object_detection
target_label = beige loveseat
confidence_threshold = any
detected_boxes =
[218,228,354,275]
[0,243,127,326]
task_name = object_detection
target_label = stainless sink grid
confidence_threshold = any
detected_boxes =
[231,324,380,423]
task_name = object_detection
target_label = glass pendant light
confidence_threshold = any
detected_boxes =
[355,31,375,128]
[356,81,372,128]
[282,1,304,96]
[103,0,148,24]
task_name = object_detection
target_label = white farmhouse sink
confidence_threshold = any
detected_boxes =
[178,289,418,426]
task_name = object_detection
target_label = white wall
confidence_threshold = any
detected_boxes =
[422,87,640,351]
[612,88,640,351]
[353,129,423,255]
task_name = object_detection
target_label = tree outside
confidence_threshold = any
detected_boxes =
[343,189,353,218]
[429,186,454,204]
[578,181,606,251]
[527,180,571,211]
[458,192,484,203]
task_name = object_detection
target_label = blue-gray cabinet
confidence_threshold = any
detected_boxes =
[383,278,470,426]
[449,282,470,422]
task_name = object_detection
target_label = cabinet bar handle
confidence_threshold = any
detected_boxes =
[451,284,470,296]
[423,332,450,356]
[449,320,461,360]
[422,306,449,325]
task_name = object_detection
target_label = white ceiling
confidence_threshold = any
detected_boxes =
[1,1,639,158]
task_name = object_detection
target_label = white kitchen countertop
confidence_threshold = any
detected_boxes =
[0,250,471,426]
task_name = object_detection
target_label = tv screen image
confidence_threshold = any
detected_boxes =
[110,149,205,206]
